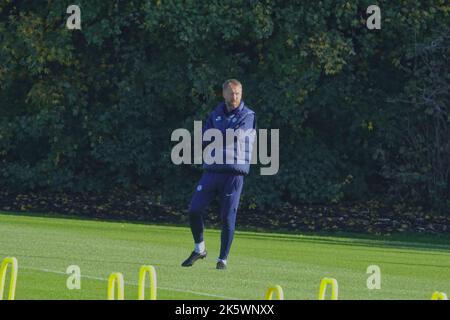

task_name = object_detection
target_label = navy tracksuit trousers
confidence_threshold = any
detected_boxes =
[188,171,244,260]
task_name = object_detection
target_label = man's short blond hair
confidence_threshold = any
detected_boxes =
[222,79,242,91]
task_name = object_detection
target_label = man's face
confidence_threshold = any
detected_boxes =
[223,84,242,109]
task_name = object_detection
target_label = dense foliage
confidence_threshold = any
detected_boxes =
[1,0,449,212]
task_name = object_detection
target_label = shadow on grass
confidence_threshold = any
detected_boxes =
[1,210,450,255]
[234,232,450,254]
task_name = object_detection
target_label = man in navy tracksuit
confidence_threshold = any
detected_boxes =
[182,79,256,270]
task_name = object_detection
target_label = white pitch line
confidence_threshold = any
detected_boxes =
[22,266,241,300]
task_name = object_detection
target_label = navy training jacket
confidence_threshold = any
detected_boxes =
[202,101,256,175]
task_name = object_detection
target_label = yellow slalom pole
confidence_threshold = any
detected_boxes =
[107,272,124,300]
[318,278,338,300]
[0,257,18,300]
[431,292,448,300]
[265,285,284,300]
[138,265,157,300]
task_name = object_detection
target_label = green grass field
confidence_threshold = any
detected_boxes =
[0,212,449,300]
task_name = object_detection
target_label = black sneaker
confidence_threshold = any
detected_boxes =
[216,260,227,270]
[181,250,207,267]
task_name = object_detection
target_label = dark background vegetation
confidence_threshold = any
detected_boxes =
[0,1,449,232]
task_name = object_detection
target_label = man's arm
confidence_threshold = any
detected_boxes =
[236,113,256,131]
[234,113,256,163]
[202,112,214,148]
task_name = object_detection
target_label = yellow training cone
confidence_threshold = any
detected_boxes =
[265,285,284,300]
[318,277,338,300]
[107,272,124,300]
[138,265,157,300]
[0,257,18,300]
[431,291,448,300]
